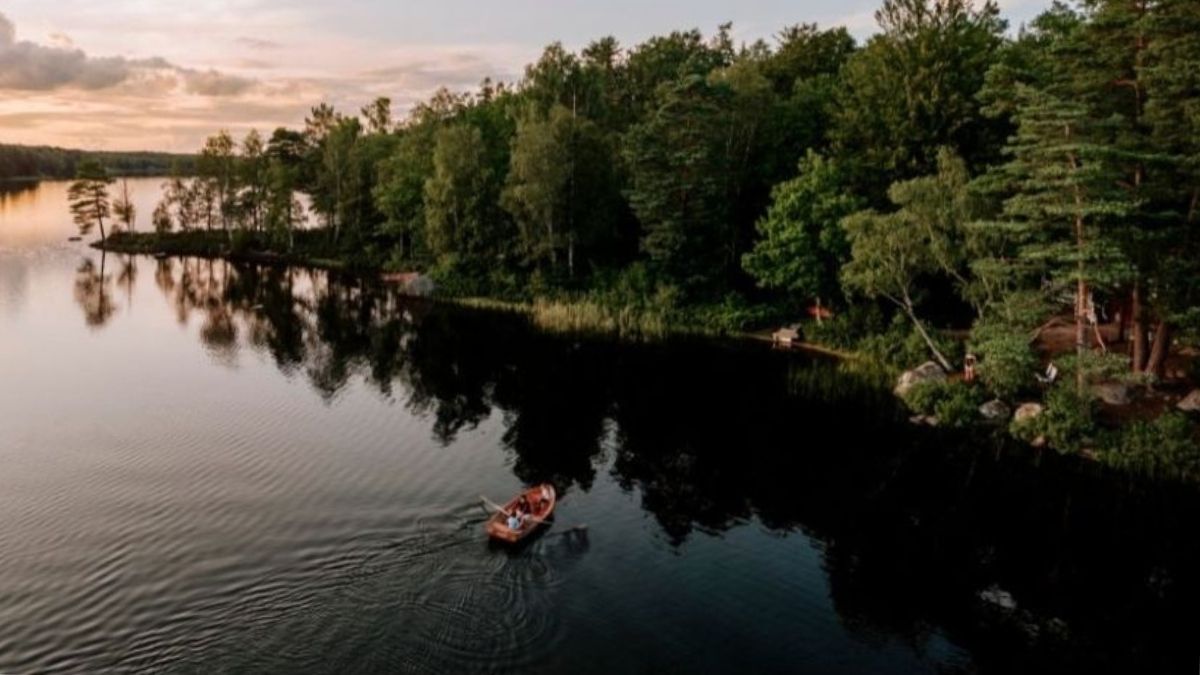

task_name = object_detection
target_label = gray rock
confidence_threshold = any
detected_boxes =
[908,415,940,427]
[1092,382,1131,406]
[894,361,947,397]
[979,586,1017,611]
[979,399,1012,421]
[1014,402,1044,423]
[1178,389,1200,413]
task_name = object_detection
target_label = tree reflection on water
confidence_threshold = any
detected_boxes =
[74,256,1200,672]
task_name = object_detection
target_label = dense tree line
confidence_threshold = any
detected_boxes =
[0,143,191,180]
[98,0,1200,459]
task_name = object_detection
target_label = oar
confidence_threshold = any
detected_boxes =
[480,495,510,516]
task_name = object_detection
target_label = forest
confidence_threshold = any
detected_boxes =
[86,0,1200,473]
[0,143,190,180]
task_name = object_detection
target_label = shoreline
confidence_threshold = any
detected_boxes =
[94,231,858,358]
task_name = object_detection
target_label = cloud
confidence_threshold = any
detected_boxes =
[0,11,255,97]
[235,36,282,50]
[360,53,496,91]
[47,32,74,48]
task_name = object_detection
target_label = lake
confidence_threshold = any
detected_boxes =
[2,179,1198,674]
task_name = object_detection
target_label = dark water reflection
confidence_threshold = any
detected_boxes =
[2,249,1199,673]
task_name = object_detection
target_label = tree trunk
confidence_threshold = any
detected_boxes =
[567,232,575,278]
[1131,281,1147,373]
[899,293,953,373]
[1145,320,1171,378]
[1075,277,1087,394]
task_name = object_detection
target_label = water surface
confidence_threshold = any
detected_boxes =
[2,180,1198,674]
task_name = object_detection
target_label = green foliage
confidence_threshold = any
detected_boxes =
[623,74,734,292]
[935,385,985,429]
[806,303,889,350]
[831,0,1006,197]
[973,331,1037,400]
[901,380,983,428]
[1101,413,1200,480]
[856,314,962,371]
[501,105,617,276]
[0,143,190,180]
[424,124,498,268]
[1010,386,1098,454]
[970,293,1046,399]
[68,159,114,241]
[741,151,860,303]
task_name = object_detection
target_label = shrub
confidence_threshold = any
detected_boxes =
[1010,385,1097,453]
[934,384,985,428]
[902,380,949,415]
[1100,413,1200,480]
[857,315,963,372]
[972,331,1038,400]
[902,380,983,427]
[807,302,888,349]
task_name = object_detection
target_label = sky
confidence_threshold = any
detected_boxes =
[0,0,1051,153]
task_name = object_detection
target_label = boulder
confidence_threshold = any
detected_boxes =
[979,399,1012,421]
[979,586,1018,611]
[1014,402,1044,424]
[894,361,947,397]
[909,415,940,427]
[1177,389,1200,413]
[1092,382,1131,406]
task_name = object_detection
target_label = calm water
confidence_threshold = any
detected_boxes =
[2,179,1199,674]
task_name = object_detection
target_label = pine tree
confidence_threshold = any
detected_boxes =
[1139,0,1200,375]
[68,159,113,242]
[983,82,1132,392]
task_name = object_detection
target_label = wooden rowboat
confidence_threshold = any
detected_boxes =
[485,484,556,544]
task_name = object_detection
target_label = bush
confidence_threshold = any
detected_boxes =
[903,380,949,415]
[688,294,786,332]
[807,302,888,350]
[1100,413,1200,480]
[902,380,983,427]
[934,385,985,428]
[857,315,963,371]
[1010,385,1097,453]
[972,331,1038,400]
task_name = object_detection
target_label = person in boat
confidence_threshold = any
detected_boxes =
[507,511,523,531]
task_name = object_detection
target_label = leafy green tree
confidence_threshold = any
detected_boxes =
[423,124,493,267]
[762,24,857,96]
[842,202,954,371]
[623,74,732,291]
[318,117,361,242]
[265,161,304,250]
[742,151,861,307]
[502,105,616,277]
[197,131,239,233]
[240,130,267,231]
[832,0,1006,199]
[375,125,437,264]
[68,159,113,242]
[361,97,393,135]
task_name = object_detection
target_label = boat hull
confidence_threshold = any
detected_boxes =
[486,484,556,544]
